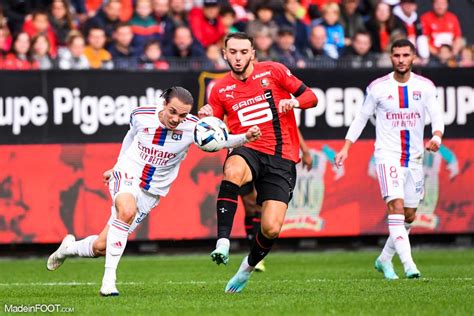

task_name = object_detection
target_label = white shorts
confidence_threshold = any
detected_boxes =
[376,162,424,208]
[107,170,160,234]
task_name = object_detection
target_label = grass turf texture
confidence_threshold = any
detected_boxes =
[0,249,473,315]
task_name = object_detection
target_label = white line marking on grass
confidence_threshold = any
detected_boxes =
[0,282,144,286]
[0,277,471,287]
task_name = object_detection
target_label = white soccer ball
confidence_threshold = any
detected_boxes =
[193,116,229,152]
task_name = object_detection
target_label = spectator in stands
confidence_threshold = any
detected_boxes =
[119,0,134,22]
[168,0,189,28]
[83,0,133,22]
[392,0,429,61]
[188,0,226,49]
[304,24,338,61]
[421,0,463,58]
[316,2,345,59]
[139,39,169,70]
[311,0,342,11]
[0,24,11,54]
[58,31,90,69]
[365,2,403,53]
[458,46,474,68]
[0,26,10,68]
[253,27,279,62]
[30,34,55,69]
[129,0,160,55]
[339,0,366,46]
[83,0,122,44]
[246,1,279,40]
[3,32,39,70]
[108,22,138,69]
[152,0,174,47]
[340,30,377,68]
[69,0,88,25]
[205,43,227,69]
[163,25,205,59]
[1,1,49,35]
[23,10,58,56]
[84,26,113,69]
[430,44,457,67]
[275,0,309,52]
[220,4,239,35]
[48,0,75,48]
[274,25,306,68]
[0,4,8,29]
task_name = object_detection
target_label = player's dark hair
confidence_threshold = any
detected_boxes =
[391,39,416,53]
[161,86,194,106]
[224,32,254,48]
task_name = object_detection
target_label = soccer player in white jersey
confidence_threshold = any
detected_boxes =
[335,39,444,280]
[46,86,261,296]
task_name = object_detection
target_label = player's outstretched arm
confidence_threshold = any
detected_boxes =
[224,126,262,148]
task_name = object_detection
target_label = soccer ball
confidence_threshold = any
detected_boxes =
[193,116,229,152]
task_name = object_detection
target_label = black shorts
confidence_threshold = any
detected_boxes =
[228,147,297,205]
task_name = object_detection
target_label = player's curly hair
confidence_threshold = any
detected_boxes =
[161,86,194,106]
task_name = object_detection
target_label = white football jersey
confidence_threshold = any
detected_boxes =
[351,72,444,169]
[114,103,198,196]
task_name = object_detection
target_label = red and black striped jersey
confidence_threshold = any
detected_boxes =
[209,61,304,163]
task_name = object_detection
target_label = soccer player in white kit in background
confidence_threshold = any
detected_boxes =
[46,86,261,296]
[335,39,444,280]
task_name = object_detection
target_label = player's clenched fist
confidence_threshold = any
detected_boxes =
[278,99,299,114]
[198,104,213,118]
[245,125,262,142]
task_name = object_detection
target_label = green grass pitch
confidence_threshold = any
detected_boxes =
[0,249,473,315]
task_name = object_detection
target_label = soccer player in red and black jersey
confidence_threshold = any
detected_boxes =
[198,32,318,293]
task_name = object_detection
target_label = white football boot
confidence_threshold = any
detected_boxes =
[46,234,75,271]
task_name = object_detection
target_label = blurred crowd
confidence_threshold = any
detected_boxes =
[0,0,472,71]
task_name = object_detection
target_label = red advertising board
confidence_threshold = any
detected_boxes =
[1,139,472,243]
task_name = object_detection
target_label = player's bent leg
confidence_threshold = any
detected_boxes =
[47,227,108,271]
[46,234,76,271]
[101,193,137,297]
[225,200,286,293]
[92,225,109,257]
[212,155,253,265]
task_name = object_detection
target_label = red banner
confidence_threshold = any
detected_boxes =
[0,140,473,243]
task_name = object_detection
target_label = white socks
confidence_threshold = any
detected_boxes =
[238,256,254,274]
[387,214,415,271]
[103,219,130,283]
[379,221,411,263]
[62,235,98,258]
